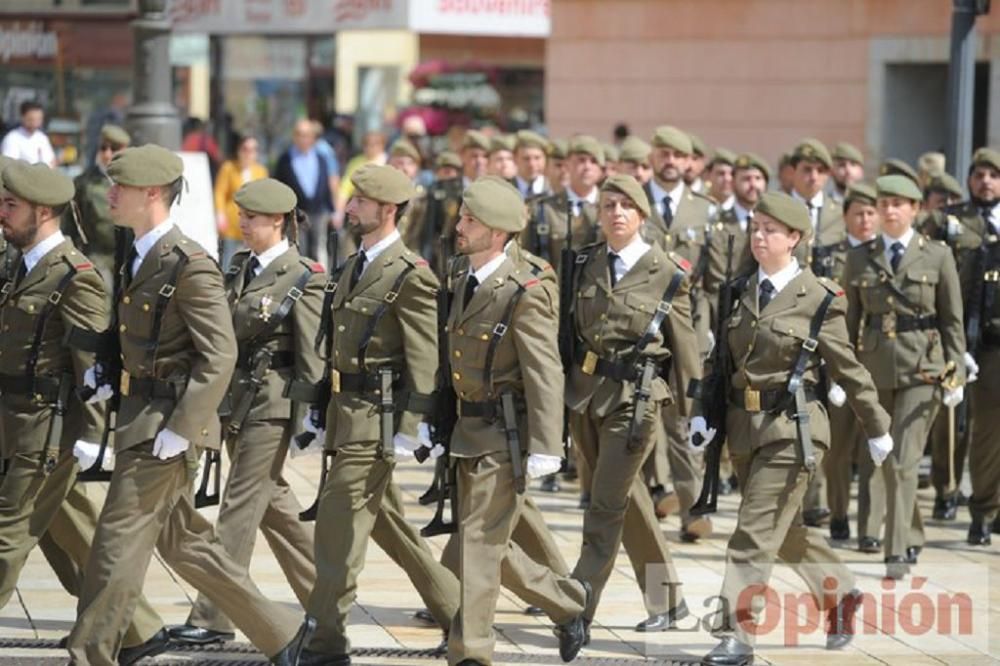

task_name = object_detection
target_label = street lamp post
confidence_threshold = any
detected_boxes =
[126,0,181,149]
[945,0,991,180]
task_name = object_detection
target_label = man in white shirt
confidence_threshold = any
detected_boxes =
[1,101,56,167]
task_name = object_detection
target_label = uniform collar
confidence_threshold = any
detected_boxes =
[607,234,650,274]
[22,230,66,274]
[733,201,753,230]
[133,219,175,265]
[471,251,509,285]
[882,226,915,253]
[515,174,545,197]
[360,228,400,266]
[792,188,825,210]
[649,178,685,209]
[847,234,866,247]
[566,185,598,206]
[757,257,801,296]
[251,239,290,273]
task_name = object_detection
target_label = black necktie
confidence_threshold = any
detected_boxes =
[123,245,139,289]
[243,257,260,290]
[661,195,673,228]
[463,275,478,307]
[758,278,775,311]
[607,252,619,287]
[12,260,26,288]
[349,250,367,291]
[981,206,997,234]
[890,241,904,273]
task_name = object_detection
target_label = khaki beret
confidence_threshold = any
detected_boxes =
[876,174,922,202]
[755,191,811,237]
[547,139,568,160]
[925,172,964,198]
[1,161,75,207]
[650,125,692,155]
[462,176,525,232]
[791,138,832,169]
[107,144,183,187]
[600,173,651,219]
[350,164,416,204]
[843,182,877,208]
[878,158,920,187]
[389,139,421,162]
[462,129,490,152]
[0,155,14,190]
[488,134,515,155]
[688,132,707,157]
[708,147,736,168]
[832,142,863,165]
[603,143,620,163]
[234,178,297,215]
[618,136,651,165]
[100,124,131,148]
[515,130,548,152]
[972,147,1000,172]
[917,151,945,176]
[435,151,462,170]
[733,152,771,182]
[568,135,605,166]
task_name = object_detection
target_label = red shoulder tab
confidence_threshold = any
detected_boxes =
[74,261,93,271]
[523,278,540,288]
[836,288,845,297]
[310,261,325,273]
[676,257,692,272]
[414,258,429,267]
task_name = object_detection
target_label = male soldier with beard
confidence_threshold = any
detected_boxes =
[684,133,708,194]
[829,142,865,204]
[618,137,652,186]
[705,148,736,212]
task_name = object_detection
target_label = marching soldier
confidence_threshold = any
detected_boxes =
[603,143,620,178]
[68,144,314,665]
[788,138,846,270]
[486,134,517,181]
[513,130,551,200]
[923,172,964,213]
[828,142,865,204]
[301,164,459,664]
[403,152,464,277]
[388,139,427,249]
[168,179,324,645]
[695,191,892,666]
[460,130,490,188]
[446,176,588,665]
[617,136,653,186]
[842,175,966,578]
[704,148,736,211]
[567,174,696,634]
[546,139,569,196]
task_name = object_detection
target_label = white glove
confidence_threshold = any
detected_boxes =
[393,432,420,460]
[828,382,846,407]
[942,385,964,408]
[416,422,446,459]
[867,433,894,467]
[290,433,323,458]
[704,330,716,357]
[964,352,979,384]
[72,440,101,471]
[82,366,113,404]
[428,444,446,459]
[526,454,562,479]
[687,416,717,453]
[152,428,189,460]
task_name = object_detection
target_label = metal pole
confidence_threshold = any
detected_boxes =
[945,0,979,181]
[126,0,181,149]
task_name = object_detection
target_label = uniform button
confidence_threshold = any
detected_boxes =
[338,325,346,332]
[599,314,607,321]
[201,428,208,436]
[453,371,461,381]
[887,296,894,304]
[457,328,465,336]
[361,307,368,313]
[27,304,34,312]
[454,350,462,358]
[788,329,794,334]
[750,321,756,327]
[594,334,600,341]
[351,358,358,365]
[119,324,127,333]
[142,303,150,312]
[481,334,489,340]
[123,296,131,304]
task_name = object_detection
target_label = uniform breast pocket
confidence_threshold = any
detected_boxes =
[770,317,810,364]
[903,268,939,309]
[453,321,493,369]
[575,284,600,327]
[625,292,659,337]
[119,293,156,342]
[7,295,46,331]
[338,295,382,341]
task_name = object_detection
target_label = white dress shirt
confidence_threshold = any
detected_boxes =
[22,230,66,274]
[757,257,801,301]
[250,239,290,276]
[357,229,401,278]
[131,220,176,277]
[470,252,509,287]
[566,186,598,217]
[648,179,685,219]
[792,189,825,229]
[606,234,651,284]
[882,227,915,268]
[733,201,753,232]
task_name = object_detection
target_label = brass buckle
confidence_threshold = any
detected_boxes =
[330,369,341,394]
[985,270,1000,283]
[581,350,598,375]
[120,370,131,396]
[882,311,897,339]
[744,388,761,413]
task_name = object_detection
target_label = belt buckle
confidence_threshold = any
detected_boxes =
[120,370,130,396]
[330,369,341,394]
[985,270,1000,283]
[882,311,897,339]
[744,388,761,413]
[581,350,598,375]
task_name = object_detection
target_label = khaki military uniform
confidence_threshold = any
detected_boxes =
[798,196,846,270]
[65,166,116,280]
[183,245,325,633]
[401,177,463,276]
[447,254,586,666]
[0,239,162,648]
[69,226,306,664]
[522,189,601,276]
[717,269,890,645]
[566,242,698,620]
[843,235,965,560]
[306,236,460,656]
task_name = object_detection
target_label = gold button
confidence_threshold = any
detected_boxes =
[457,328,465,336]
[481,333,489,340]
[600,314,607,321]
[453,371,461,381]
[123,296,131,304]
[454,349,462,358]
[27,304,34,312]
[750,320,756,327]
[142,303,150,312]
[201,428,209,436]
[119,324,127,332]
[922,275,928,282]
[361,307,368,313]
[338,325,346,332]
[594,334,600,341]
[788,329,794,334]
[351,358,358,365]
[887,296,894,304]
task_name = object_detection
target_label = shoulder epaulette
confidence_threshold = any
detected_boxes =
[511,269,541,289]
[667,251,692,273]
[174,237,206,258]
[400,250,429,268]
[691,189,716,204]
[817,276,844,297]
[62,254,93,272]
[299,257,325,274]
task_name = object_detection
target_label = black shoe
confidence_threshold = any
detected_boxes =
[582,617,591,646]
[803,507,831,527]
[540,473,561,493]
[413,608,438,626]
[905,546,922,564]
[884,556,909,580]
[271,616,317,666]
[118,628,170,666]
[968,517,992,546]
[523,605,546,616]
[932,495,958,521]
[167,624,235,645]
[680,517,713,543]
[701,636,754,665]
[578,492,591,510]
[298,651,350,666]
[993,515,1000,535]
[555,580,591,662]
[634,600,689,632]
[829,517,850,541]
[858,536,882,554]
[826,588,863,650]
[431,631,448,657]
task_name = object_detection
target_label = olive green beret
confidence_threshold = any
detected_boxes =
[878,158,920,187]
[568,135,605,166]
[1,161,74,207]
[350,163,416,204]
[435,151,462,170]
[832,141,863,164]
[733,152,771,182]
[688,133,707,157]
[650,125,692,155]
[462,176,525,232]
[778,152,793,168]
[100,124,131,148]
[925,172,963,198]
[603,143,620,163]
[547,139,568,160]
[0,155,14,190]
[515,130,548,152]
[107,144,183,187]
[755,191,811,237]
[618,136,651,165]
[708,147,736,168]
[462,129,490,152]
[234,178,297,215]
[488,134,515,155]
[876,174,922,202]
[844,182,877,208]
[972,147,1000,172]
[791,138,832,169]
[389,139,421,162]
[600,173,651,219]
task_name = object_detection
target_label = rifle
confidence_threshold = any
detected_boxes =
[690,234,736,516]
[959,239,994,439]
[556,201,576,470]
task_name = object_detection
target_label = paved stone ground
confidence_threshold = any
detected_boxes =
[1,453,997,665]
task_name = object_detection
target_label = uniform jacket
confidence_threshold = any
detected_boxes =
[66,166,116,275]
[522,189,601,275]
[797,196,846,271]
[641,181,715,267]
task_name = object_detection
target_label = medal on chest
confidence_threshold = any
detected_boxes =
[259,294,273,322]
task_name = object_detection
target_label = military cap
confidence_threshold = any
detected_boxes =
[548,139,568,160]
[972,147,1000,172]
[791,138,832,169]
[876,174,922,202]
[755,191,811,237]
[107,144,184,187]
[618,136,651,165]
[100,124,131,148]
[462,176,525,232]
[917,151,945,177]
[462,129,490,152]
[568,135,605,166]
[688,133,707,157]
[350,163,416,204]
[1,161,75,207]
[708,147,736,168]
[843,182,877,208]
[0,155,13,190]
[603,143,620,163]
[778,152,793,169]
[600,173,651,219]
[733,152,771,182]
[651,125,692,155]
[234,178,297,215]
[878,158,920,187]
[389,139,421,162]
[488,134,515,155]
[925,172,963,198]
[832,142,863,165]
[435,151,462,170]
[515,130,548,152]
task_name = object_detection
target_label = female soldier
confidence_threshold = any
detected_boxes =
[695,192,892,666]
[842,175,965,579]
[169,178,325,644]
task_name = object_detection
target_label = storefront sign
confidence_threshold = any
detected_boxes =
[410,0,550,37]
[0,22,59,63]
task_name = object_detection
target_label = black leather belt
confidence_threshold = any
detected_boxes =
[236,350,295,371]
[575,347,641,382]
[866,313,938,333]
[121,374,180,400]
[730,385,819,413]
[0,374,60,401]
[330,369,433,413]
[459,396,525,420]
